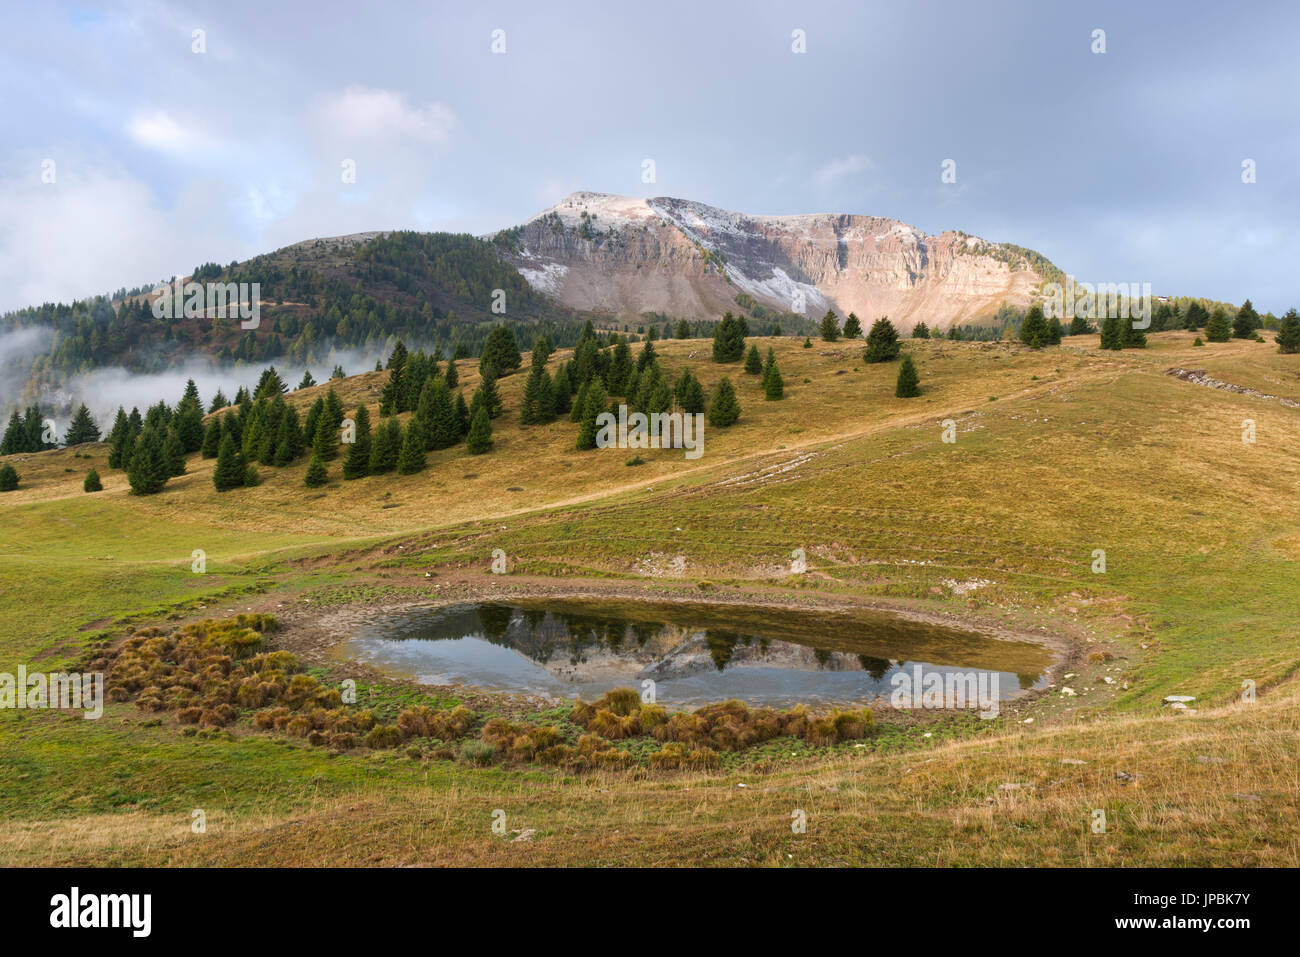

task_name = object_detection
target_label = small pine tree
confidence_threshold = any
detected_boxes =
[863,317,901,362]
[912,321,930,339]
[201,418,221,458]
[303,454,328,487]
[297,370,316,389]
[576,382,608,450]
[164,429,187,476]
[368,418,402,474]
[1099,314,1123,350]
[0,464,18,491]
[64,404,101,445]
[342,405,372,479]
[763,357,784,400]
[466,406,494,454]
[802,337,812,348]
[83,468,102,492]
[842,312,862,339]
[707,377,741,427]
[212,434,245,491]
[1068,313,1091,335]
[1233,299,1260,339]
[895,354,921,397]
[127,426,169,495]
[820,311,840,341]
[1019,305,1049,348]
[1205,307,1232,342]
[1275,308,1300,354]
[396,421,426,474]
[312,413,340,460]
[744,344,763,375]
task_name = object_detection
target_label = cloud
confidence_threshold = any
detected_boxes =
[312,86,456,149]
[125,110,190,153]
[813,154,872,189]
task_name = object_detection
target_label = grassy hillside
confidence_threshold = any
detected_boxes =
[1,330,1296,866]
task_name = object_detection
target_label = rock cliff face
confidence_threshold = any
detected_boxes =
[500,192,1059,331]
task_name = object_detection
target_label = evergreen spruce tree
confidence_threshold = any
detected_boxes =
[368,419,402,474]
[1099,313,1123,350]
[208,389,229,413]
[711,313,746,363]
[1019,305,1049,348]
[576,382,608,450]
[105,407,131,468]
[1275,308,1300,354]
[466,406,494,454]
[842,312,862,339]
[1184,301,1209,330]
[201,418,222,458]
[912,321,931,339]
[474,362,503,418]
[312,412,340,460]
[863,317,901,362]
[895,354,921,397]
[127,426,169,495]
[608,340,633,395]
[164,429,187,476]
[454,391,470,437]
[342,405,372,478]
[1233,299,1259,338]
[521,363,556,424]
[1120,317,1147,349]
[744,344,763,374]
[396,421,426,474]
[297,370,316,389]
[676,319,691,339]
[552,364,573,415]
[1205,307,1232,342]
[820,311,840,341]
[1,409,25,456]
[303,454,328,488]
[1045,316,1063,345]
[443,358,459,389]
[426,379,459,449]
[212,434,245,491]
[0,464,17,492]
[763,354,784,400]
[64,404,101,445]
[83,468,102,493]
[707,376,741,427]
[481,325,522,373]
[1068,313,1091,335]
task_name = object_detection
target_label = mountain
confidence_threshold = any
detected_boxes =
[496,192,1063,330]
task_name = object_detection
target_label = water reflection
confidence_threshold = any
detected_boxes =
[345,599,1053,709]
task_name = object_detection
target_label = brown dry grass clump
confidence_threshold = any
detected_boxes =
[570,689,874,752]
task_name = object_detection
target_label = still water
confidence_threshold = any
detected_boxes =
[346,598,1054,709]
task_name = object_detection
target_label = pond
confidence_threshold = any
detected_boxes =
[345,598,1055,710]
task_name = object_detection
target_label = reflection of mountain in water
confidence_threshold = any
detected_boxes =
[404,603,927,686]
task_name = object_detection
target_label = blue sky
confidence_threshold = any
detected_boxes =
[1,0,1296,313]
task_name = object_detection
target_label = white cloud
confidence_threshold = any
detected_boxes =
[814,154,872,188]
[125,110,192,153]
[313,86,456,148]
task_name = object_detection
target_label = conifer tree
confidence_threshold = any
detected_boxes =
[763,353,784,400]
[396,421,426,474]
[481,325,522,373]
[201,418,222,458]
[1233,299,1260,338]
[303,454,328,488]
[842,312,862,339]
[474,362,503,418]
[820,311,840,341]
[1275,308,1300,354]
[368,418,402,474]
[127,426,169,495]
[454,391,470,437]
[164,429,187,476]
[707,376,741,427]
[0,464,17,492]
[1099,313,1123,350]
[342,405,372,478]
[1205,307,1232,342]
[895,354,921,397]
[466,406,494,454]
[425,378,459,449]
[1019,305,1049,348]
[608,340,633,395]
[444,358,459,389]
[298,370,316,389]
[312,412,340,460]
[1068,313,1091,335]
[83,468,102,493]
[213,434,245,491]
[576,382,608,450]
[676,319,691,339]
[863,317,901,362]
[744,344,763,374]
[208,389,229,413]
[552,364,572,416]
[912,321,930,339]
[64,404,101,445]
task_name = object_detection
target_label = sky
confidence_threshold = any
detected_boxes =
[1,0,1297,315]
